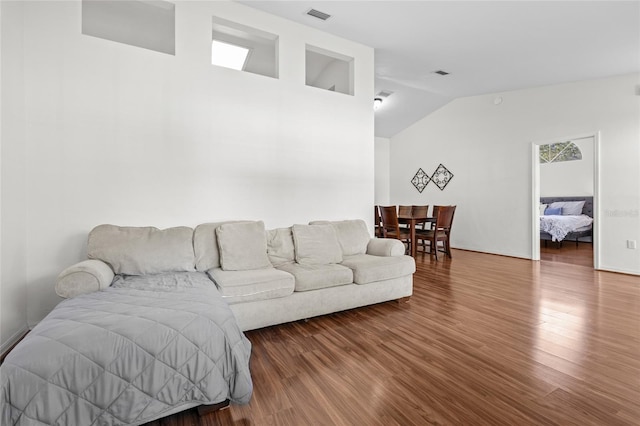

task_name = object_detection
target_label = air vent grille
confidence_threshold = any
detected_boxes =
[376,90,394,98]
[306,9,331,21]
[434,70,450,76]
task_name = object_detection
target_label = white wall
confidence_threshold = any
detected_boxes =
[540,136,594,197]
[1,0,29,353]
[391,73,640,275]
[0,0,374,344]
[374,137,390,205]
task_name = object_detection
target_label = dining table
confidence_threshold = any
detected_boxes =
[398,213,436,257]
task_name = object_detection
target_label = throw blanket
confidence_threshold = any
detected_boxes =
[1,272,252,426]
[540,214,593,242]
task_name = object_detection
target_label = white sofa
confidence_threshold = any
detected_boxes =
[55,219,415,331]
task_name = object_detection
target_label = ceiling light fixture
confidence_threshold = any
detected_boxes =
[374,97,383,110]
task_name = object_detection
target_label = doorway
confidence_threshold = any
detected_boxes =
[531,133,600,269]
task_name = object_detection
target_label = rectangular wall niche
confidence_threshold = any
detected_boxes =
[305,45,354,96]
[212,17,279,79]
[82,0,175,55]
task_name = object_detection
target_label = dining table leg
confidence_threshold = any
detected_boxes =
[410,219,417,258]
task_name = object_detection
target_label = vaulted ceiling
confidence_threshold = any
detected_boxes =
[239,1,640,138]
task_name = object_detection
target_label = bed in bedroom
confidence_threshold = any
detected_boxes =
[539,196,594,247]
[0,272,253,426]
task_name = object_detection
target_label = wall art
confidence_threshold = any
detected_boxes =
[430,163,454,191]
[411,168,431,193]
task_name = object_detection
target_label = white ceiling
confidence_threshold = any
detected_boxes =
[238,1,640,138]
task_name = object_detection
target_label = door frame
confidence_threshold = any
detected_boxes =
[531,132,601,269]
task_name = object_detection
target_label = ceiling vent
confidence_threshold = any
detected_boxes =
[306,9,331,21]
[376,90,394,98]
[433,70,450,76]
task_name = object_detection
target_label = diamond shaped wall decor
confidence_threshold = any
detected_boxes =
[411,168,430,193]
[430,164,453,191]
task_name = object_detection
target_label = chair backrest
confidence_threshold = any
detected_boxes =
[398,205,412,216]
[435,205,456,231]
[380,206,401,237]
[411,205,428,217]
[411,205,429,229]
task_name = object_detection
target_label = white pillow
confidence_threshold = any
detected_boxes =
[216,221,272,271]
[539,204,548,215]
[549,201,585,216]
[292,224,343,265]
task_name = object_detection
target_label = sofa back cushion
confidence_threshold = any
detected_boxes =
[309,219,371,256]
[193,221,249,271]
[266,227,295,267]
[330,220,371,256]
[292,224,343,265]
[88,225,195,275]
[216,221,272,271]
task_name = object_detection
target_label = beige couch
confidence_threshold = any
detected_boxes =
[55,219,415,331]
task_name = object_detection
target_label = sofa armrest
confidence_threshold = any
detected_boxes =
[366,238,406,257]
[55,259,115,298]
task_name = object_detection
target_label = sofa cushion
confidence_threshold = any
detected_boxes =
[309,220,371,256]
[266,227,295,267]
[292,224,342,265]
[207,267,294,304]
[193,221,250,271]
[216,221,272,271]
[87,225,195,275]
[329,220,371,256]
[340,254,416,284]
[276,263,353,292]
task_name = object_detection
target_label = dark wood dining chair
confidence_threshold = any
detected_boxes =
[374,205,384,238]
[411,205,429,226]
[398,205,412,216]
[411,205,429,252]
[417,205,456,260]
[380,205,411,253]
[398,205,412,229]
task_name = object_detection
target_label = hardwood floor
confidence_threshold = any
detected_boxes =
[540,240,593,267]
[150,250,640,425]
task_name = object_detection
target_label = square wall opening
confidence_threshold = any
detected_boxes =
[305,45,354,95]
[212,17,279,78]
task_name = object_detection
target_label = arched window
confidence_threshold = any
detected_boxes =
[540,141,582,163]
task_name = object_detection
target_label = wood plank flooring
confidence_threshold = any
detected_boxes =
[540,240,593,267]
[149,250,640,425]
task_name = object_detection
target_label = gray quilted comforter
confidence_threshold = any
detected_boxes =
[1,272,252,425]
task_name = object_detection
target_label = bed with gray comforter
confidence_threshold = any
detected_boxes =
[1,272,252,426]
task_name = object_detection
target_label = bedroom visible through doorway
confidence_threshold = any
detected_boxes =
[531,134,599,269]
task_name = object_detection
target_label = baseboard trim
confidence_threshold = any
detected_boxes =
[595,265,640,277]
[0,326,30,363]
